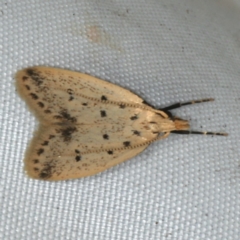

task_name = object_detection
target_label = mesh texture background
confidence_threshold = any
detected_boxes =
[0,0,240,239]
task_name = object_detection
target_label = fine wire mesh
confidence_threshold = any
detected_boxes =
[0,0,240,239]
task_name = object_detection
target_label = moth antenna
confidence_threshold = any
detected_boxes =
[161,98,214,111]
[171,130,228,136]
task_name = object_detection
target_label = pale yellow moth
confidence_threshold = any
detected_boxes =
[16,67,228,181]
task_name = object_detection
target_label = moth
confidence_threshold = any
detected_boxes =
[16,67,227,181]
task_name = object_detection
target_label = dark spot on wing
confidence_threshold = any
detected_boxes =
[130,115,138,120]
[67,89,73,94]
[33,159,39,164]
[37,148,44,155]
[101,95,107,101]
[61,109,77,122]
[44,109,52,114]
[123,141,131,147]
[132,130,141,136]
[41,141,49,146]
[39,163,53,179]
[75,149,81,162]
[103,134,109,140]
[119,104,126,109]
[30,93,38,100]
[54,115,62,120]
[75,155,81,162]
[67,89,74,101]
[57,127,77,142]
[100,110,107,117]
[25,85,30,90]
[107,150,113,155]
[26,69,34,76]
[49,135,55,139]
[82,103,88,106]
[54,109,77,123]
[22,76,28,81]
[38,102,44,108]
[26,68,44,86]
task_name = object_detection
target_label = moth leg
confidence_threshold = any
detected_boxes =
[155,132,170,141]
[161,98,214,111]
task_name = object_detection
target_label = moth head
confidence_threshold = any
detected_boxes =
[173,118,190,131]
